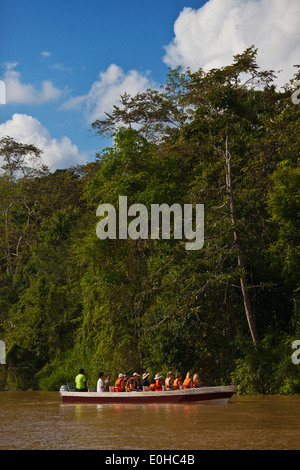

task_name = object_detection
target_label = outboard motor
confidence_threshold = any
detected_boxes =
[59,384,69,393]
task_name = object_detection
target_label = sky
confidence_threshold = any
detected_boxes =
[0,0,299,172]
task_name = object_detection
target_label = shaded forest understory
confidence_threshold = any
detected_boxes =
[0,48,299,393]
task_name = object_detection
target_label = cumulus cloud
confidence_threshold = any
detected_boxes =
[62,63,154,122]
[163,0,300,87]
[0,114,87,171]
[4,63,62,104]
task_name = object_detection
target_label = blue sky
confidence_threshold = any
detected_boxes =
[0,0,299,171]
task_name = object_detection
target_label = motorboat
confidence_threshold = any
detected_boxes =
[59,384,237,404]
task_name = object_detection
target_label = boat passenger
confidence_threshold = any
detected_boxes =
[193,374,201,388]
[126,372,140,391]
[140,373,150,390]
[103,374,111,391]
[123,372,130,390]
[148,380,156,391]
[97,372,105,392]
[75,368,88,392]
[165,371,174,390]
[173,373,182,390]
[182,372,193,389]
[114,373,125,392]
[154,374,164,391]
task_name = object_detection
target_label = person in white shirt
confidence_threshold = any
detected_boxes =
[97,372,105,392]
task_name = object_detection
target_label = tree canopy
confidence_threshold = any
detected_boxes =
[0,48,299,394]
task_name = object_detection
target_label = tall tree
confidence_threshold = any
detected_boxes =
[0,137,49,279]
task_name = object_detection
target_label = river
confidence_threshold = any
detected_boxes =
[0,391,299,450]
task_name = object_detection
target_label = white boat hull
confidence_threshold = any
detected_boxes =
[60,385,237,404]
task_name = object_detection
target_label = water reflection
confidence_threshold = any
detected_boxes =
[1,392,300,450]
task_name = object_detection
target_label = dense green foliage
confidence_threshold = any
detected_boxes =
[0,48,299,393]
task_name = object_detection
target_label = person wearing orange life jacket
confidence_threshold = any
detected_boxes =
[126,372,140,391]
[182,372,193,389]
[114,373,125,392]
[193,374,201,388]
[173,373,182,390]
[148,380,156,392]
[154,374,164,391]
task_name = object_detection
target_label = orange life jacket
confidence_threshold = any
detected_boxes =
[148,382,156,391]
[126,378,137,392]
[114,377,124,391]
[173,378,181,389]
[182,378,193,389]
[193,379,200,388]
[155,379,163,391]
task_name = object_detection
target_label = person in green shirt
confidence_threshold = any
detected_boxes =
[75,368,88,391]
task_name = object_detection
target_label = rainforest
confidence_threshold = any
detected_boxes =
[0,48,299,394]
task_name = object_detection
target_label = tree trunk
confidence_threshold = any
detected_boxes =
[224,137,259,346]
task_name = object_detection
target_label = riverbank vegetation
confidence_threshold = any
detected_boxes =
[0,48,299,394]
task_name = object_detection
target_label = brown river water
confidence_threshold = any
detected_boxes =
[0,391,299,450]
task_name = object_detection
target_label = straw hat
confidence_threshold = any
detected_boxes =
[133,372,140,377]
[118,373,124,378]
[142,373,149,379]
[154,374,162,380]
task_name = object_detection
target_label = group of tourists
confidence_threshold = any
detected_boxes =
[147,371,201,392]
[74,369,202,393]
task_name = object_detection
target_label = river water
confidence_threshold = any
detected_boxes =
[0,391,299,450]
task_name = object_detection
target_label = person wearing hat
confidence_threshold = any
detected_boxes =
[140,372,150,390]
[126,372,140,391]
[165,371,174,391]
[154,374,164,391]
[114,373,125,392]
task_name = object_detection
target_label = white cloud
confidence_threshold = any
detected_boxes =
[62,64,154,122]
[41,51,51,58]
[163,0,300,87]
[4,63,62,104]
[50,63,73,73]
[0,114,87,171]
